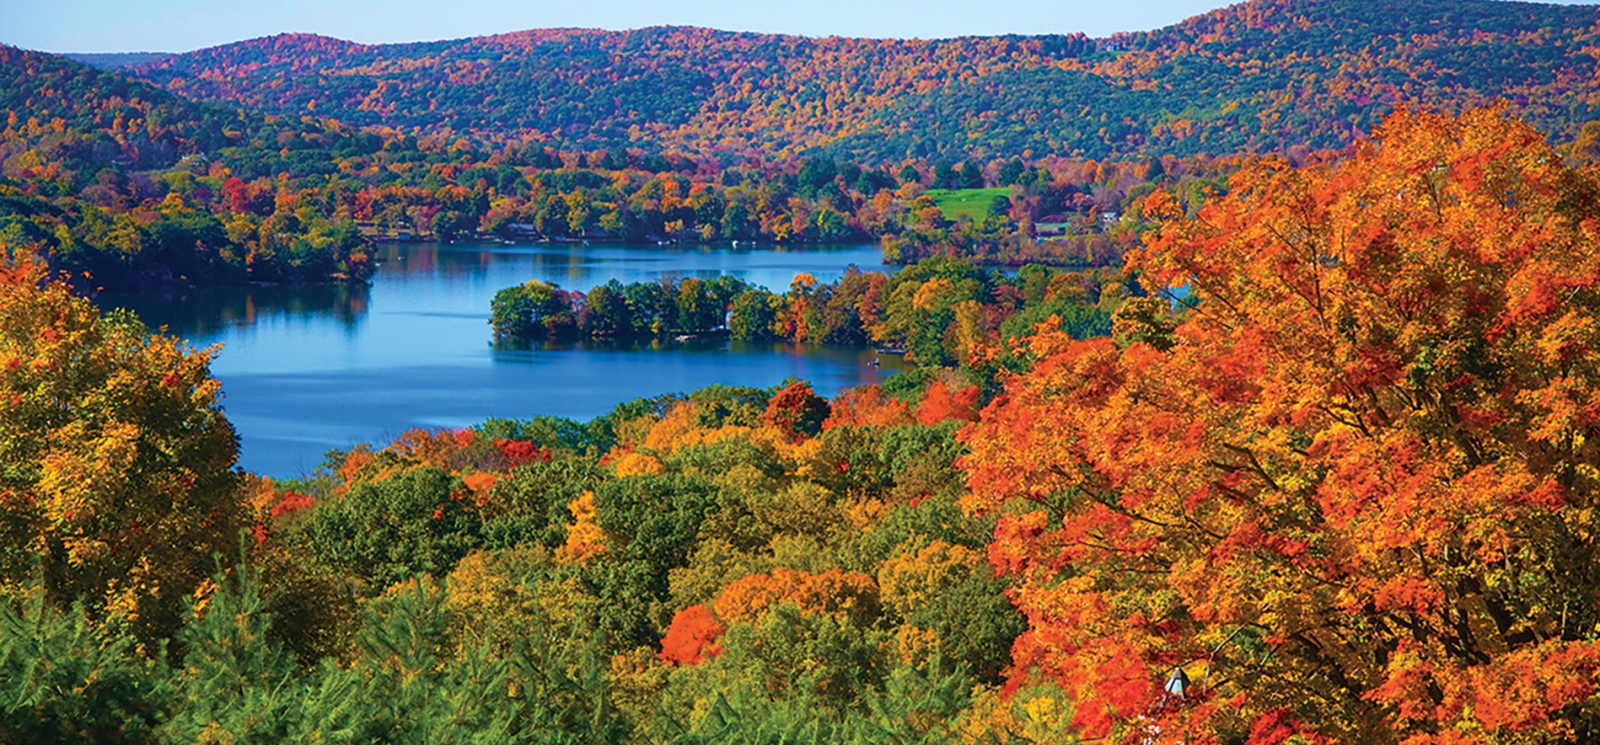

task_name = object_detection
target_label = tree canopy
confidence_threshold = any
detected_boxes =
[962,107,1600,742]
[0,259,245,643]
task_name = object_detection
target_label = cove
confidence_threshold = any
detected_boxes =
[98,241,900,477]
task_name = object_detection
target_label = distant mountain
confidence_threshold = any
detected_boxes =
[128,28,1092,160]
[61,52,173,70]
[828,0,1600,160]
[102,0,1600,161]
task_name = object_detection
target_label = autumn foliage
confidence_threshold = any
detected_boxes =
[915,380,981,426]
[16,35,1600,737]
[0,259,244,641]
[659,604,726,665]
[713,567,881,626]
[493,438,551,464]
[762,382,831,443]
[962,107,1600,742]
[823,385,912,430]
[122,2,1600,161]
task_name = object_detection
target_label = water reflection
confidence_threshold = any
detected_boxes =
[95,240,896,477]
[372,241,886,291]
[490,335,911,372]
[98,282,372,339]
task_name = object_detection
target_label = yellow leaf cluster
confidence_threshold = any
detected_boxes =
[557,491,607,564]
[612,451,665,477]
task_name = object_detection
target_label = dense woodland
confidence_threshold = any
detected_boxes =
[8,0,1600,290]
[7,106,1600,743]
[116,0,1600,162]
[7,0,1600,291]
[489,258,1121,372]
[0,45,1229,289]
[0,46,372,288]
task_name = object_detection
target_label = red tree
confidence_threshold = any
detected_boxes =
[660,604,726,665]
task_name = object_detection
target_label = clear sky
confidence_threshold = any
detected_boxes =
[0,0,1280,52]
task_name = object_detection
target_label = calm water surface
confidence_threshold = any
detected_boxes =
[101,241,899,477]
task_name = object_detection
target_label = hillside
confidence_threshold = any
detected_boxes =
[835,0,1600,160]
[0,49,373,289]
[0,44,1145,287]
[126,0,1600,161]
[130,29,1091,161]
[0,45,243,171]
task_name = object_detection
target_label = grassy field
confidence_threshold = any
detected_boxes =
[924,188,1011,222]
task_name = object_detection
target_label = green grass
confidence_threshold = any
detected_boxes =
[923,188,1012,222]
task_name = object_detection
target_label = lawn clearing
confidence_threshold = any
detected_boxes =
[924,188,1011,222]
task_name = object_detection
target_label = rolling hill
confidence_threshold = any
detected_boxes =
[0,46,245,171]
[121,0,1600,162]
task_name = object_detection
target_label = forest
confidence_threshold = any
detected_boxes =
[488,258,1121,372]
[6,105,1600,743]
[0,46,372,289]
[110,0,1600,161]
[1,44,1234,289]
[10,0,1600,291]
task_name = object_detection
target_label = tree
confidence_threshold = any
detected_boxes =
[812,208,851,241]
[961,108,1600,743]
[0,586,162,743]
[957,161,984,189]
[0,259,246,643]
[763,383,830,443]
[876,539,1023,684]
[998,158,1027,187]
[660,604,726,665]
[729,289,778,342]
[579,280,635,337]
[160,558,301,744]
[490,280,576,342]
[914,381,979,426]
[675,278,721,333]
[823,386,912,431]
[987,195,1012,220]
[301,467,481,592]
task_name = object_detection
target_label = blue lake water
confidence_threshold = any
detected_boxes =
[100,241,901,477]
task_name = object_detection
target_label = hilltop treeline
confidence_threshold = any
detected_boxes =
[829,0,1600,161]
[123,0,1600,161]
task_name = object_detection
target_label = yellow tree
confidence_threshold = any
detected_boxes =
[0,260,245,643]
[962,108,1600,743]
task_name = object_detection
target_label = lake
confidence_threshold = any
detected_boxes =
[100,241,901,477]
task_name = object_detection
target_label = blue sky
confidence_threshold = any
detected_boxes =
[0,0,1303,52]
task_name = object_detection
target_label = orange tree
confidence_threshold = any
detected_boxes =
[961,108,1600,744]
[0,259,245,643]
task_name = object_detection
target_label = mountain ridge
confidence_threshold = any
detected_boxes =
[119,0,1600,161]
